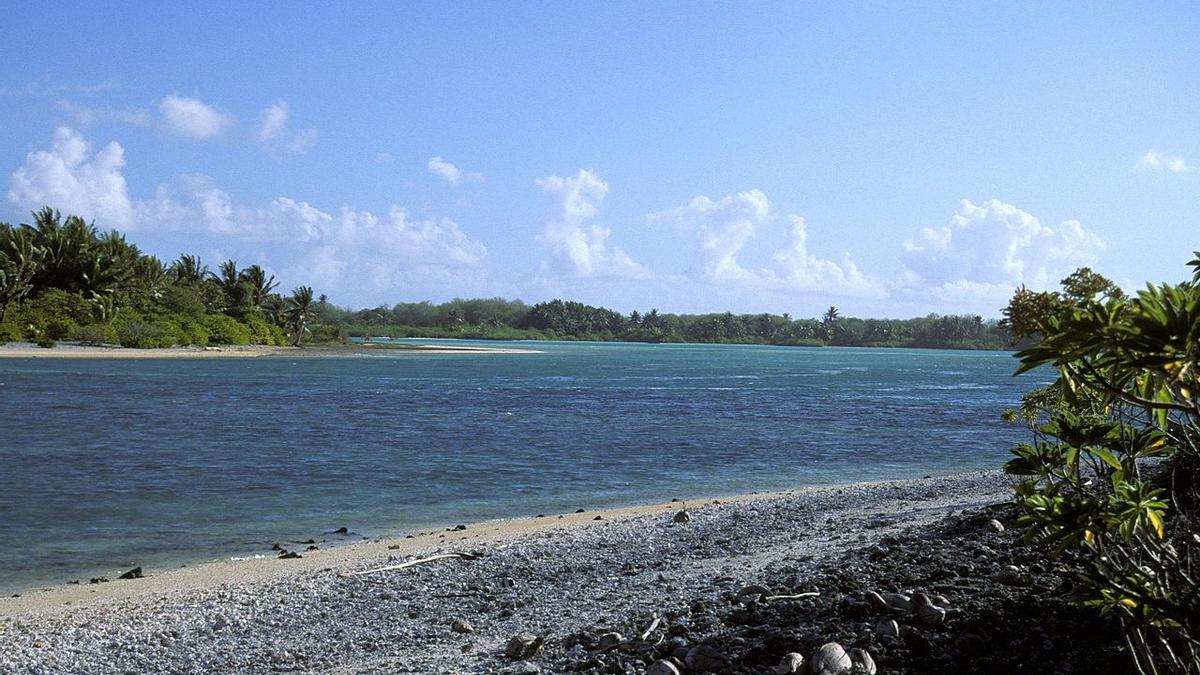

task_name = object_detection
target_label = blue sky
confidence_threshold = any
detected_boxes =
[2,3,1197,318]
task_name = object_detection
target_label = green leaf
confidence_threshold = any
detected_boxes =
[1089,446,1123,471]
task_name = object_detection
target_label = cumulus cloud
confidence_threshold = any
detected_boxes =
[900,199,1104,304]
[158,94,234,140]
[1137,149,1194,174]
[427,156,483,184]
[256,101,317,158]
[7,128,487,302]
[536,169,650,279]
[649,189,884,297]
[7,127,135,227]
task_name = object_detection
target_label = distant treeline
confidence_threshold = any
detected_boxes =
[312,298,1013,349]
[1,207,1011,351]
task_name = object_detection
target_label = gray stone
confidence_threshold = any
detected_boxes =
[849,648,876,675]
[918,603,947,626]
[685,645,729,672]
[505,633,543,660]
[809,642,852,675]
[986,518,1005,533]
[597,632,624,650]
[873,618,900,638]
[673,510,691,523]
[736,584,770,602]
[772,651,805,674]
[647,660,682,675]
[451,618,474,634]
[879,591,912,612]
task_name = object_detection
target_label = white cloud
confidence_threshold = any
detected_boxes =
[900,199,1104,304]
[256,101,317,158]
[427,156,483,184]
[7,128,487,302]
[7,127,135,227]
[1137,149,1194,174]
[158,94,234,140]
[649,189,883,297]
[535,169,650,279]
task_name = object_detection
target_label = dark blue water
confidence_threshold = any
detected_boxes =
[0,341,1033,591]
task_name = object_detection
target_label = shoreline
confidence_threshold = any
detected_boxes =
[0,470,1005,617]
[0,470,1020,674]
[0,341,541,358]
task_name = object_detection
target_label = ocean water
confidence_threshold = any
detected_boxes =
[0,341,1036,591]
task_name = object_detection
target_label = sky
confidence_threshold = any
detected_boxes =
[1,3,1197,318]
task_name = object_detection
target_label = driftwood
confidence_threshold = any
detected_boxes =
[763,592,820,602]
[341,552,481,577]
[639,616,662,641]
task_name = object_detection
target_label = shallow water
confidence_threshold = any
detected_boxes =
[0,341,1036,591]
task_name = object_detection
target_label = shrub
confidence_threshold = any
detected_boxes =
[203,313,251,345]
[1003,262,1200,673]
[117,319,172,349]
[73,323,118,346]
[244,315,287,345]
[35,335,56,348]
[0,322,20,344]
[45,317,78,340]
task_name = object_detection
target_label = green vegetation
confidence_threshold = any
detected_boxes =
[0,208,299,348]
[317,298,1012,348]
[2,206,1014,350]
[1003,263,1200,672]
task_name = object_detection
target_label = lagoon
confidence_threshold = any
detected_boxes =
[0,340,1031,591]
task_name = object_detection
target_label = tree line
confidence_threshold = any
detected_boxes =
[318,297,1012,349]
[2,207,1011,350]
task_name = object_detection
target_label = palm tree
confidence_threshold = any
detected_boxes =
[285,286,315,346]
[0,225,44,320]
[170,254,209,285]
[240,264,278,309]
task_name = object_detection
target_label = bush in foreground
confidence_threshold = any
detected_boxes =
[1003,263,1200,673]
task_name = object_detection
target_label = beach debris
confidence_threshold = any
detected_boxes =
[849,647,877,675]
[773,652,805,674]
[306,545,319,551]
[647,659,682,675]
[343,551,481,577]
[505,632,544,660]
[387,544,401,549]
[673,509,691,523]
[118,567,143,580]
[278,551,302,559]
[451,618,474,634]
[89,577,108,584]
[809,642,852,675]
[684,645,730,671]
[985,518,1005,533]
[874,618,900,638]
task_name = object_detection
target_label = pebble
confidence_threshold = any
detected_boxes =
[451,619,474,634]
[505,633,542,660]
[673,510,691,523]
[986,518,1005,533]
[848,647,876,675]
[873,618,900,638]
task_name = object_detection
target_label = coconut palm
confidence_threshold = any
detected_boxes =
[285,286,315,346]
[240,264,278,309]
[0,225,44,319]
[170,254,209,285]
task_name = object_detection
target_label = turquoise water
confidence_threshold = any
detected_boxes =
[0,341,1033,591]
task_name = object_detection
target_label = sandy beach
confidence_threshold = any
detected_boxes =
[0,342,541,358]
[0,471,1082,674]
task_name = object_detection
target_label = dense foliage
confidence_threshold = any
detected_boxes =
[1003,264,1200,673]
[0,208,306,348]
[316,298,1012,349]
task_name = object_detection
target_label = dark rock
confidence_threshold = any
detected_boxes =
[505,632,543,660]
[278,551,302,559]
[118,567,143,580]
